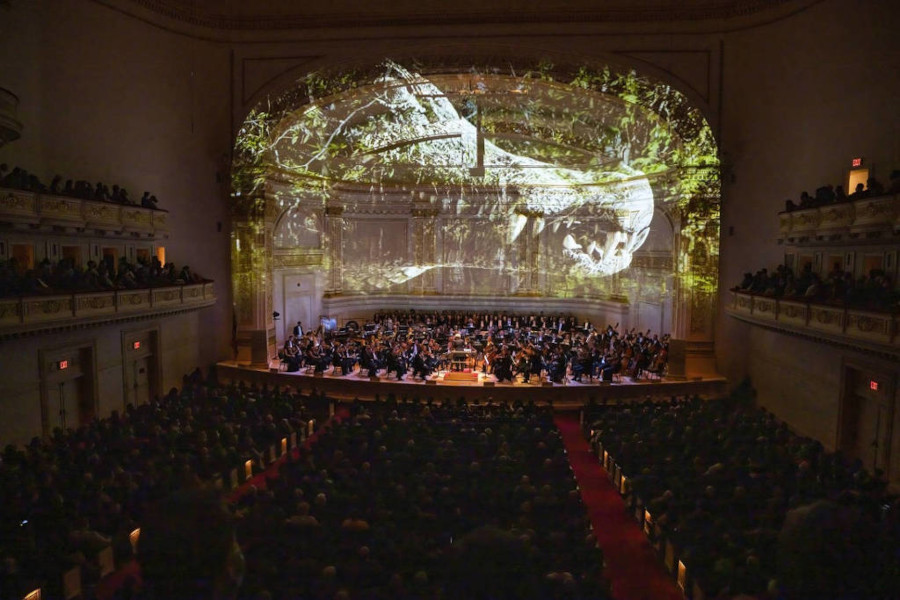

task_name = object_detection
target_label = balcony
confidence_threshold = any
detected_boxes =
[0,282,215,338]
[778,193,899,244]
[726,290,899,358]
[0,187,168,239]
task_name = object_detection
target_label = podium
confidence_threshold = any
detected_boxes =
[450,349,473,371]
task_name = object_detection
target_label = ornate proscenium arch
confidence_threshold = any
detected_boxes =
[230,59,720,375]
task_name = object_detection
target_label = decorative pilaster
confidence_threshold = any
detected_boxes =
[515,208,543,295]
[412,205,440,294]
[668,204,719,379]
[232,190,277,367]
[323,204,344,296]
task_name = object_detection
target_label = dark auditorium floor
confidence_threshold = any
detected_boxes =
[555,411,683,600]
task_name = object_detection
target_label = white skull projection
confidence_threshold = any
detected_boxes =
[266,61,657,287]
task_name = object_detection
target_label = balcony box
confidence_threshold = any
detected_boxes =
[151,287,182,307]
[0,298,21,326]
[83,200,122,230]
[850,196,896,236]
[777,299,808,327]
[117,289,152,313]
[121,207,154,235]
[0,189,39,225]
[40,196,85,228]
[807,305,845,336]
[816,203,854,239]
[751,296,777,322]
[844,309,893,346]
[22,295,74,322]
[74,292,116,318]
[788,208,820,239]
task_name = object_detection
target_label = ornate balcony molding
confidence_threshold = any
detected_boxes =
[726,290,899,360]
[0,87,23,147]
[778,193,900,245]
[0,187,169,239]
[0,282,215,339]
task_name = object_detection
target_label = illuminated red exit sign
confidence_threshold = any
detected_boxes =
[870,380,879,391]
[133,341,141,350]
[58,360,68,370]
[851,157,864,168]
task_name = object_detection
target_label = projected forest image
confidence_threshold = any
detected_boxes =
[233,59,720,301]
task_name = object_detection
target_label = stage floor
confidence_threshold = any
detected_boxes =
[216,361,728,406]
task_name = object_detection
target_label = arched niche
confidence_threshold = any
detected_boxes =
[229,57,720,375]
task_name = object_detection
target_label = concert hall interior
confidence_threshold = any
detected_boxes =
[1,1,899,599]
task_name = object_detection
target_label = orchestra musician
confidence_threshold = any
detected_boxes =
[279,309,668,385]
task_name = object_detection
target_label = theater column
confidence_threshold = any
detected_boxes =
[667,213,718,380]
[323,203,344,296]
[232,192,276,367]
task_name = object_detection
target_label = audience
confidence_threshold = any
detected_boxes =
[0,164,163,210]
[2,365,898,599]
[782,171,894,213]
[0,255,206,298]
[586,389,898,599]
[0,371,329,598]
[235,397,611,599]
[734,263,898,312]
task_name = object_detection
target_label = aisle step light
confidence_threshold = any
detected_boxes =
[664,540,676,573]
[677,560,688,591]
[129,528,141,553]
[244,459,253,481]
[281,437,288,456]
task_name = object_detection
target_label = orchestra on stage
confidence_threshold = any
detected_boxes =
[278,310,669,384]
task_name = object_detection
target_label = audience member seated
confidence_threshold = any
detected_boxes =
[0,164,165,210]
[233,397,611,600]
[780,170,897,212]
[585,390,897,599]
[0,371,330,598]
[0,256,207,298]
[734,263,898,311]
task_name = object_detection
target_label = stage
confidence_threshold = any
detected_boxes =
[215,361,728,407]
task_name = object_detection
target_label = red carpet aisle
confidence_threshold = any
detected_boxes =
[96,407,351,600]
[555,412,682,600]
[229,406,351,502]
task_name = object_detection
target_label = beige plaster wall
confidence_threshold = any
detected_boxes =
[0,312,201,446]
[0,0,233,365]
[716,0,900,379]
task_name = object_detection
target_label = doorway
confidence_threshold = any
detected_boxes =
[40,346,96,436]
[122,329,159,407]
[839,366,894,475]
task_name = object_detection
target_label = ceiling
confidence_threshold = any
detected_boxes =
[113,0,816,31]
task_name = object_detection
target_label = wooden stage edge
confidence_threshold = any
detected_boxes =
[215,361,729,407]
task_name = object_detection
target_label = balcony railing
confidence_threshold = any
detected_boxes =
[726,290,899,355]
[778,193,899,244]
[0,187,168,238]
[0,282,215,337]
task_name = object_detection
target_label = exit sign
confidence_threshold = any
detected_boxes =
[133,341,141,350]
[58,360,68,370]
[851,157,864,168]
[870,380,879,391]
